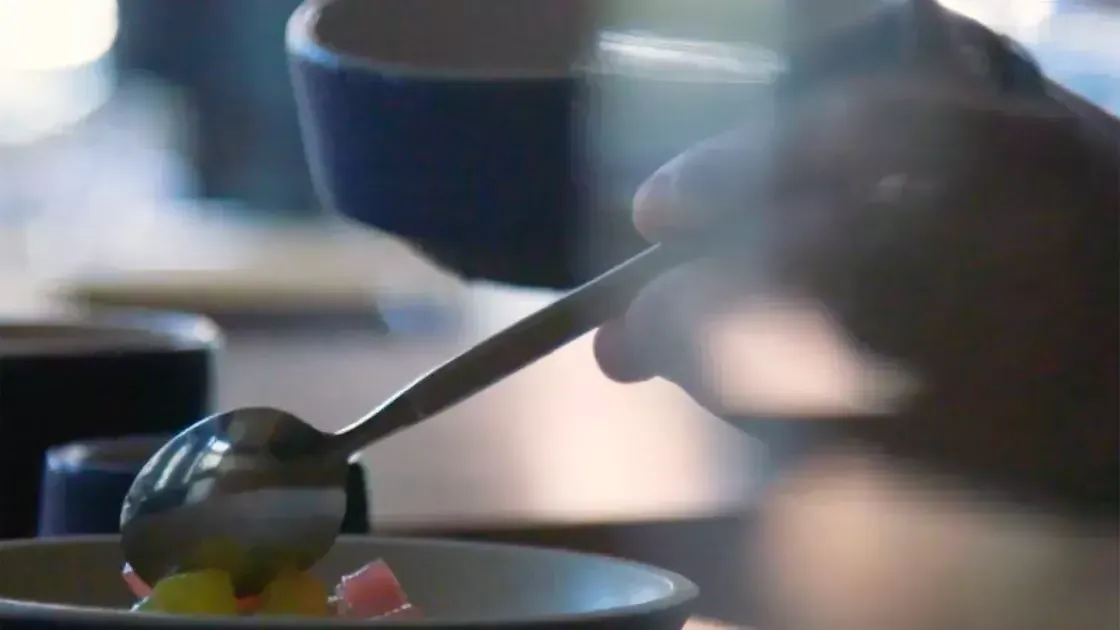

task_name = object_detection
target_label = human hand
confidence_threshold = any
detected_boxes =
[592,23,1118,515]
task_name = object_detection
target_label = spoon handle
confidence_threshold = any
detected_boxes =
[327,243,687,456]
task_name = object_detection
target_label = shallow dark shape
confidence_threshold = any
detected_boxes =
[0,312,218,539]
[0,536,696,629]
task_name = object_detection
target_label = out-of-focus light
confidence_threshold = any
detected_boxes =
[0,0,119,71]
[596,31,784,83]
[937,0,1056,40]
[0,0,119,144]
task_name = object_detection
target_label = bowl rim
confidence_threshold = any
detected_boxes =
[285,0,584,82]
[0,534,699,628]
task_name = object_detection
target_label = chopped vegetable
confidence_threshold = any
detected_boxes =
[130,597,160,612]
[336,559,415,619]
[235,594,262,615]
[258,568,332,617]
[122,559,418,619]
[122,564,151,599]
[122,566,262,614]
[146,570,240,615]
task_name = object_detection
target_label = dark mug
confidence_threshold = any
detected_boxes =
[286,0,615,288]
[38,435,371,537]
[286,0,776,288]
[0,310,217,539]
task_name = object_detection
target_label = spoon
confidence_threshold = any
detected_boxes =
[120,243,685,595]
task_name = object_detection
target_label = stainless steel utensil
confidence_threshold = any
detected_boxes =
[120,243,683,594]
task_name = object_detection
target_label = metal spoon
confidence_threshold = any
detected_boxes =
[120,243,684,595]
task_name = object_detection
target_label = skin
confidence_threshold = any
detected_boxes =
[594,3,1118,629]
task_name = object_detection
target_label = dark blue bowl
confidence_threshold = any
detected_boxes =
[286,0,601,287]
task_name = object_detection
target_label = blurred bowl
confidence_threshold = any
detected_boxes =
[286,0,594,288]
[0,535,697,629]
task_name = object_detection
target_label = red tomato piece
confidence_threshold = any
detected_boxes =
[235,594,262,614]
[335,559,415,619]
[121,564,152,599]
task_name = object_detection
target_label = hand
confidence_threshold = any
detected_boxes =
[593,70,1118,517]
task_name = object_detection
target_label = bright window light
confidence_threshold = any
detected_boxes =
[0,0,119,143]
[937,0,1055,39]
[0,0,119,71]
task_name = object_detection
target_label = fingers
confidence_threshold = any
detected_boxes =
[594,261,728,402]
[632,123,772,243]
[598,261,923,418]
[599,123,771,386]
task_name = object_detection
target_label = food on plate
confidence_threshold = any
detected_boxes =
[123,559,420,619]
[335,560,420,619]
[130,569,239,615]
[258,568,333,617]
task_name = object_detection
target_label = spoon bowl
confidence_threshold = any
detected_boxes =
[120,407,349,595]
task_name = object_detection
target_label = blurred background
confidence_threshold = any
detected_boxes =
[1,0,1115,307]
[1,0,1116,299]
[0,0,1116,623]
[0,0,465,329]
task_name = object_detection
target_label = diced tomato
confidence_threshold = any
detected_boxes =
[124,560,417,619]
[122,564,152,599]
[335,559,415,619]
[235,594,262,614]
